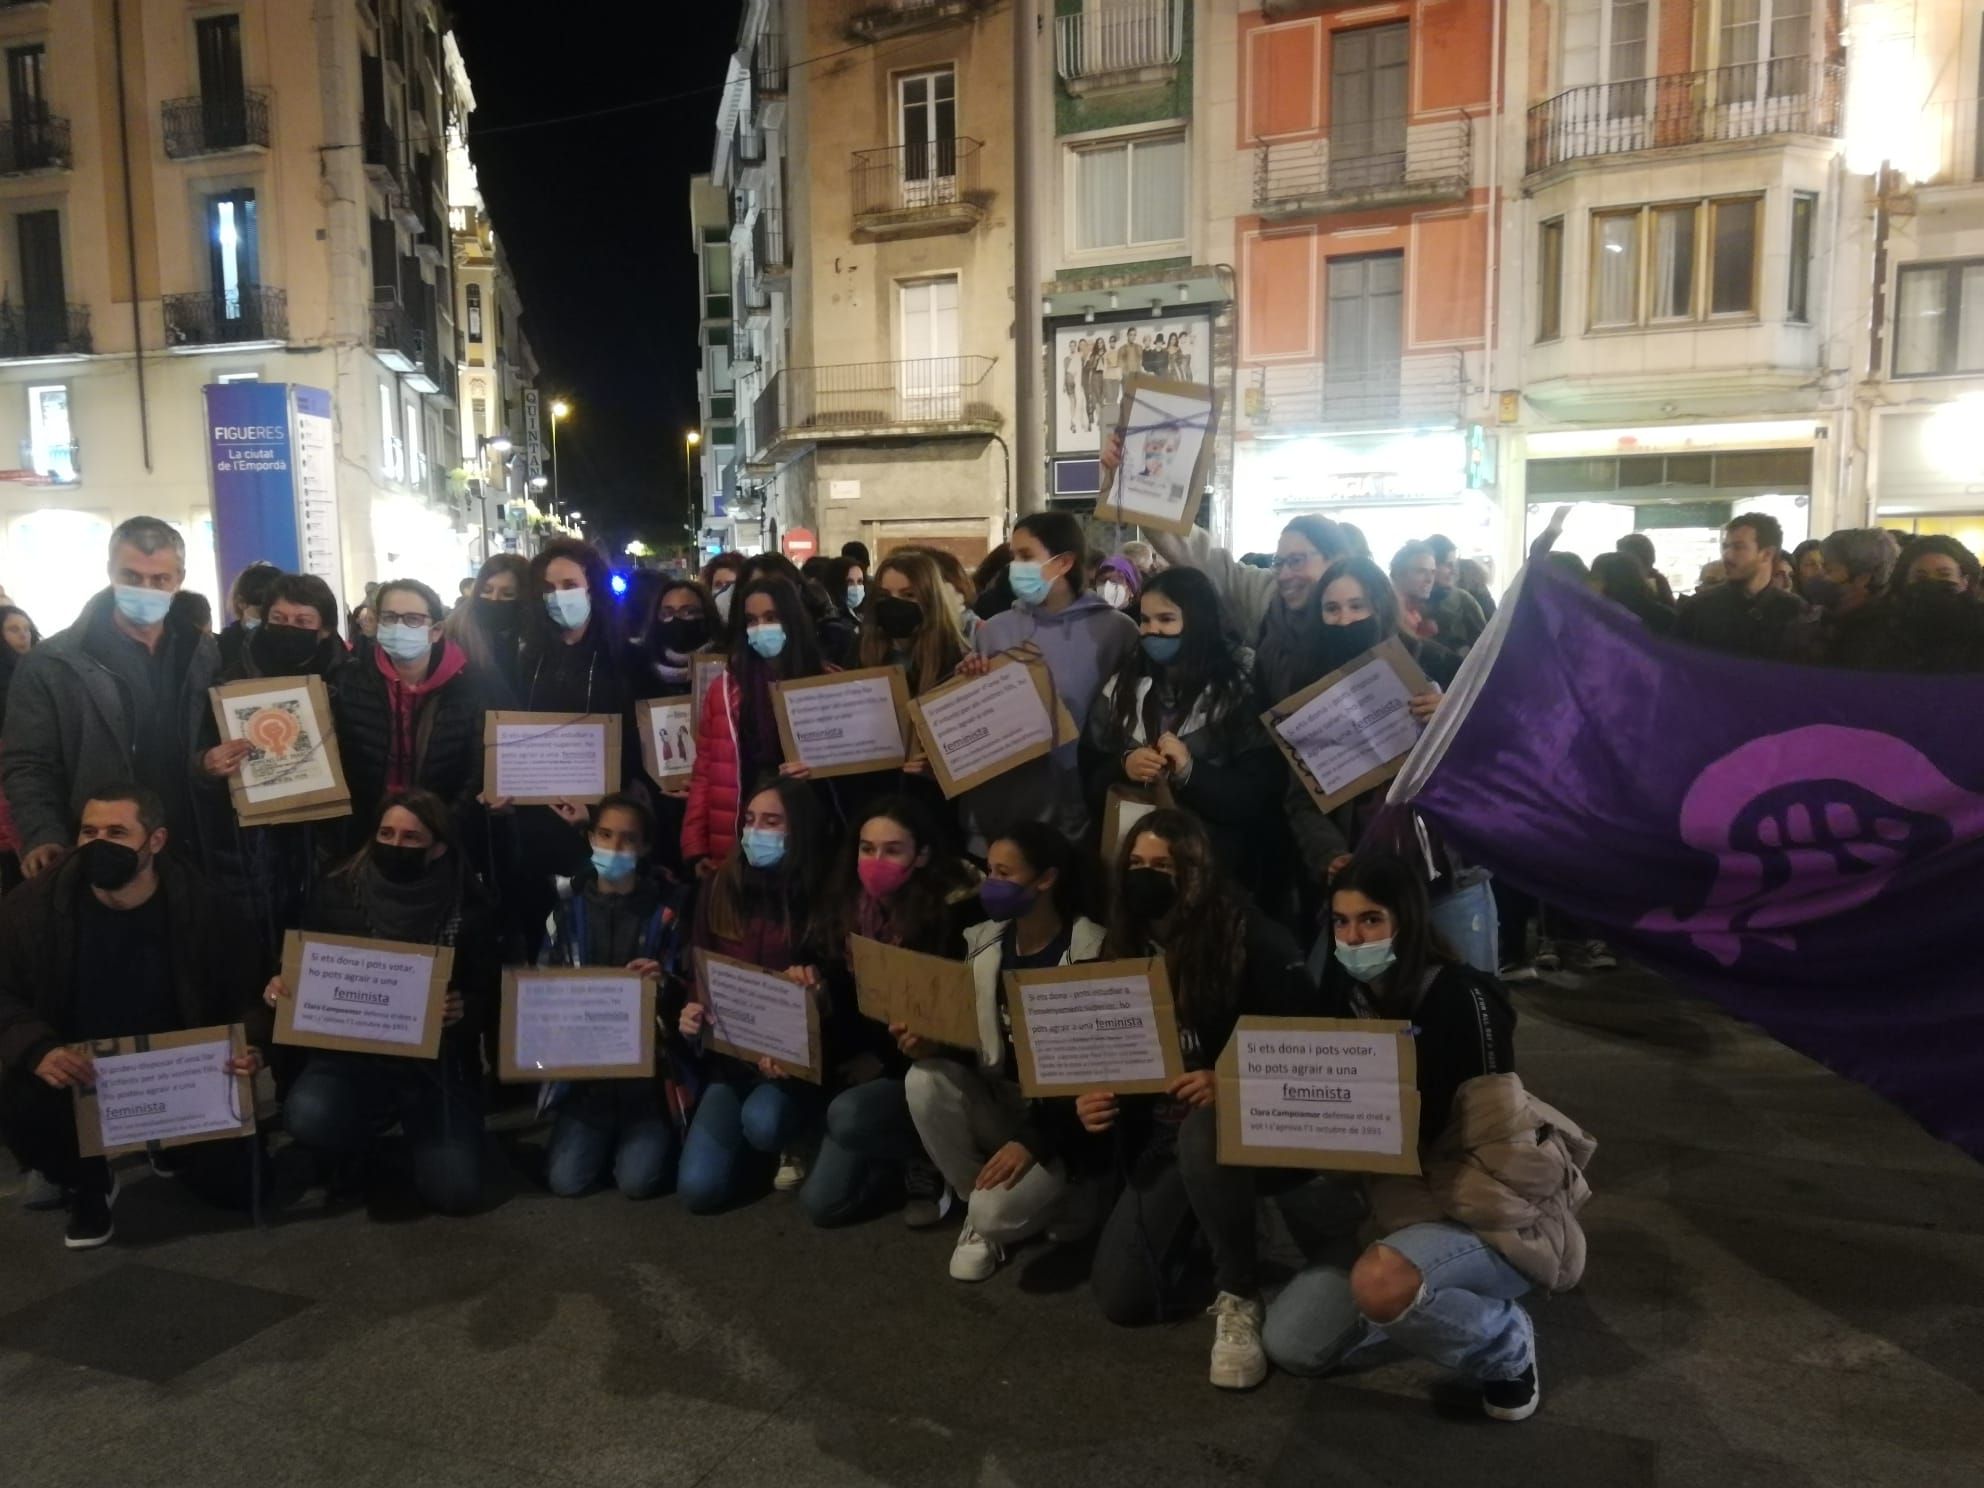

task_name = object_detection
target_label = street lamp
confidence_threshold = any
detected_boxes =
[684,430,702,540]
[549,398,571,518]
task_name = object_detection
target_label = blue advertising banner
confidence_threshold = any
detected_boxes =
[205,381,300,595]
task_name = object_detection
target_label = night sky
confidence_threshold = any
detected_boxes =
[448,1,742,549]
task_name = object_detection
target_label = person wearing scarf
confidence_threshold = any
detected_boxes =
[267,790,499,1215]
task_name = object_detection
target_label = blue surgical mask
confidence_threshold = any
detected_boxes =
[741,826,786,868]
[113,584,174,627]
[747,623,787,659]
[545,588,592,630]
[243,615,263,631]
[846,584,866,611]
[1334,937,1397,985]
[1140,634,1183,664]
[378,621,433,661]
[1008,561,1052,605]
[590,846,638,882]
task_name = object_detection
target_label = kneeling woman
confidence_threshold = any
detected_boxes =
[1085,811,1315,1389]
[1261,856,1593,1423]
[269,790,500,1215]
[903,822,1104,1281]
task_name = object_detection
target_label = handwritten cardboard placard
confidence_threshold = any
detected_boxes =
[210,674,352,825]
[694,949,822,1084]
[906,655,1061,799]
[1005,957,1184,1098]
[482,711,622,806]
[72,1024,255,1158]
[499,968,656,1082]
[637,697,696,788]
[848,934,980,1053]
[773,666,912,779]
[1261,637,1433,815]
[277,931,453,1060]
[1096,374,1221,537]
[1215,1016,1421,1175]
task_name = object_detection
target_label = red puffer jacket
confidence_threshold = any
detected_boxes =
[682,671,745,866]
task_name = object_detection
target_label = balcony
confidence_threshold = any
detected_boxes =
[1526,58,1843,176]
[735,258,769,320]
[753,208,788,278]
[753,28,787,99]
[1055,0,1184,96]
[752,356,1001,461]
[1240,350,1465,436]
[0,302,88,358]
[362,113,401,190]
[406,329,441,396]
[852,137,984,241]
[0,116,68,175]
[162,286,287,348]
[845,0,989,44]
[370,295,419,372]
[1254,115,1470,218]
[161,90,270,159]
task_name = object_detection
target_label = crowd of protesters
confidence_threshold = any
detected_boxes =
[0,482,1969,1425]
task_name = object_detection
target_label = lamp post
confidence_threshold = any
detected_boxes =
[549,398,571,520]
[684,429,702,546]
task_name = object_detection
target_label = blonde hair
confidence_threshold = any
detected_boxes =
[858,551,964,694]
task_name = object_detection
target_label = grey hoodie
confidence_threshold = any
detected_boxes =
[965,589,1138,852]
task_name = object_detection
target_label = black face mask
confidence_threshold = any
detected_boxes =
[1313,616,1382,669]
[371,843,430,885]
[1121,866,1178,921]
[473,597,521,635]
[250,623,328,675]
[1899,581,1973,621]
[1800,576,1845,612]
[81,838,145,892]
[875,596,923,640]
[651,615,709,657]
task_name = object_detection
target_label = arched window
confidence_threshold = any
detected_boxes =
[466,283,483,342]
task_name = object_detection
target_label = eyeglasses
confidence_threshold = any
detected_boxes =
[378,611,432,628]
[1270,553,1319,572]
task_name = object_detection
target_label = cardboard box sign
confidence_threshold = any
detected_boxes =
[694,949,823,1084]
[1005,957,1185,1099]
[849,935,980,1053]
[907,649,1076,800]
[482,711,623,806]
[773,666,913,780]
[208,673,353,827]
[1261,638,1433,815]
[1095,374,1221,537]
[276,931,454,1060]
[72,1024,256,1158]
[499,969,657,1083]
[1215,1016,1422,1176]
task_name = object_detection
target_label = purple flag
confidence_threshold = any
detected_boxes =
[1395,566,1984,1160]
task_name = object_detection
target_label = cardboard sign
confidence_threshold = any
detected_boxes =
[209,674,352,826]
[691,654,727,736]
[1261,638,1433,815]
[1101,781,1176,865]
[907,654,1061,799]
[1096,375,1221,537]
[1005,957,1185,1098]
[72,1024,255,1158]
[1216,1016,1421,1175]
[482,711,622,805]
[276,931,454,1060]
[637,697,696,788]
[848,934,981,1053]
[773,666,912,779]
[499,968,656,1082]
[694,949,823,1083]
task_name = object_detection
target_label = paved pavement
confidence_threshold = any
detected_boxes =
[3,966,1981,1487]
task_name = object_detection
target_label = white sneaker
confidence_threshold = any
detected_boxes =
[773,1150,807,1191]
[948,1223,1004,1283]
[1208,1291,1267,1390]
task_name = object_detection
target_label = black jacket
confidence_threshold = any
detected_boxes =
[1323,959,1516,1145]
[1676,582,1817,661]
[1828,591,1984,673]
[331,649,505,827]
[0,852,269,1075]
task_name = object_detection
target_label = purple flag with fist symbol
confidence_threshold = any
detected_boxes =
[1392,566,1984,1160]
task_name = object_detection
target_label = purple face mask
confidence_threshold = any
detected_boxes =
[979,877,1037,920]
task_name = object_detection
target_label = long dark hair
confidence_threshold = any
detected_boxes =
[727,575,823,678]
[646,577,714,653]
[992,821,1087,929]
[1108,566,1248,745]
[524,538,615,654]
[334,788,462,879]
[0,603,41,733]
[1313,555,1404,640]
[1328,854,1453,1013]
[705,774,831,953]
[837,793,973,954]
[1105,810,1245,1044]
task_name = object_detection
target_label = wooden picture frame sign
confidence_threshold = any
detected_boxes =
[208,674,353,826]
[482,711,623,806]
[498,968,657,1083]
[772,665,913,780]
[276,931,454,1060]
[1095,374,1222,537]
[1261,637,1434,816]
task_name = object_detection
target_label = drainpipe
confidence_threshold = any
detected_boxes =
[111,0,151,471]
[1011,0,1042,521]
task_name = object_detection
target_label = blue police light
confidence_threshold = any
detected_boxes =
[609,572,628,598]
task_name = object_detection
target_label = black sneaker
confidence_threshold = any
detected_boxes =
[63,1176,118,1251]
[902,1159,954,1230]
[1482,1362,1539,1422]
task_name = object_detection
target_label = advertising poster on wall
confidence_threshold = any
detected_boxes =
[1052,315,1211,457]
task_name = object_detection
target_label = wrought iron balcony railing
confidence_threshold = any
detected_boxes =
[853,136,983,220]
[1242,349,1465,435]
[161,89,270,158]
[163,286,288,347]
[370,295,419,371]
[1055,0,1184,83]
[753,28,787,98]
[1254,115,1470,212]
[753,208,788,275]
[362,113,401,186]
[754,356,999,453]
[1526,57,1843,174]
[0,116,68,174]
[0,302,89,358]
[847,0,990,44]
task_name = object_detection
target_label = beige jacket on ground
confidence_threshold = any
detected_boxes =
[1368,1072,1597,1294]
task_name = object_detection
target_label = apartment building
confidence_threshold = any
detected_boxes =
[0,0,513,636]
[1496,0,1847,581]
[714,0,1018,571]
[688,172,738,549]
[1224,0,1497,564]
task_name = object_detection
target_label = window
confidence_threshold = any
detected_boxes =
[465,283,483,343]
[206,189,259,323]
[1895,259,1984,377]
[1538,218,1564,342]
[215,370,260,383]
[471,395,487,437]
[379,381,402,479]
[195,14,248,149]
[1561,0,1650,89]
[1586,196,1761,329]
[1788,192,1815,322]
[404,397,425,485]
[27,383,73,483]
[1720,0,1811,100]
[1070,133,1185,253]
[897,68,957,186]
[16,208,65,353]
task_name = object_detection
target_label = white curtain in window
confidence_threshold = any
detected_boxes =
[1721,0,1761,66]
[1129,136,1185,245]
[1958,264,1984,373]
[1894,268,1946,376]
[1075,144,1128,250]
[1594,214,1639,325]
[1651,205,1695,319]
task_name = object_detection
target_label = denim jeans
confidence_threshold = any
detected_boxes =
[676,1077,824,1214]
[804,1076,921,1228]
[1263,1221,1535,1383]
[284,1049,485,1216]
[1430,871,1500,977]
[545,1080,679,1199]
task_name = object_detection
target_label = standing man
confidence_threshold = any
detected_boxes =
[1424,535,1489,654]
[1,517,220,876]
[0,785,267,1248]
[1676,514,1816,660]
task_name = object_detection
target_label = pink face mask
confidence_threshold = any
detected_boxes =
[858,857,915,899]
